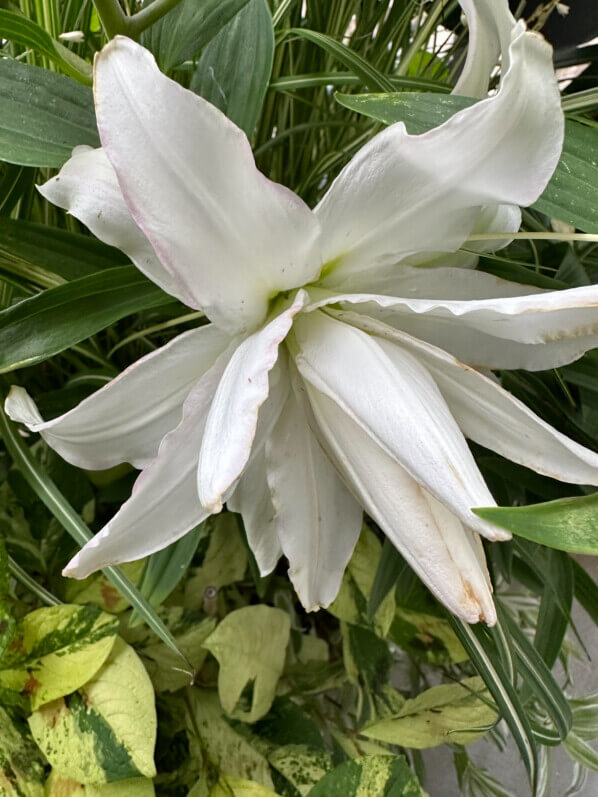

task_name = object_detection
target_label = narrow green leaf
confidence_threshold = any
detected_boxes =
[0,10,92,84]
[0,404,189,668]
[0,218,126,281]
[447,615,537,788]
[270,71,449,92]
[0,59,98,168]
[474,493,598,555]
[534,550,573,669]
[141,0,250,72]
[129,524,204,626]
[334,92,598,233]
[191,0,274,137]
[288,29,395,92]
[565,732,598,771]
[0,266,172,373]
[367,537,405,621]
[498,604,572,740]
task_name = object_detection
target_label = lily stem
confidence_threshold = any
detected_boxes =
[93,0,184,40]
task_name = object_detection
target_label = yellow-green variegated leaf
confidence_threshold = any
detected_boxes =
[186,689,274,790]
[0,706,45,796]
[184,515,248,609]
[206,775,279,797]
[268,746,332,796]
[361,677,497,748]
[328,526,395,637]
[28,639,156,784]
[306,754,424,797]
[45,772,155,795]
[203,605,290,723]
[140,610,216,693]
[0,604,118,710]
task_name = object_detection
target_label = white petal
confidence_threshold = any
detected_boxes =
[227,449,281,576]
[291,311,506,541]
[5,325,230,470]
[39,147,189,304]
[265,381,362,611]
[306,385,496,624]
[62,346,233,578]
[197,292,306,513]
[306,284,598,346]
[336,310,598,487]
[94,37,321,333]
[454,0,516,98]
[315,23,562,290]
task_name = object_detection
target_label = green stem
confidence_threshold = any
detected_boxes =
[127,0,184,37]
[93,0,128,38]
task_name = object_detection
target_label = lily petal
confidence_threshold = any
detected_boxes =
[454,0,515,99]
[5,324,230,470]
[197,292,306,514]
[62,346,233,578]
[315,22,562,291]
[266,379,363,611]
[336,310,598,486]
[306,284,598,346]
[227,449,281,576]
[292,311,506,541]
[39,147,189,304]
[94,37,321,333]
[306,385,496,624]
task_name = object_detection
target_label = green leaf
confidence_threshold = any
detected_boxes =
[497,605,572,741]
[288,29,394,92]
[0,266,172,373]
[0,705,45,796]
[268,745,332,795]
[184,514,248,609]
[328,526,396,637]
[341,622,394,726]
[0,10,92,84]
[185,689,275,790]
[0,218,126,281]
[572,558,598,626]
[0,59,98,168]
[534,550,573,669]
[307,754,425,797]
[565,732,598,771]
[141,0,250,73]
[203,604,290,723]
[132,608,216,693]
[367,537,404,621]
[334,91,598,233]
[362,677,496,748]
[28,638,157,783]
[192,0,274,137]
[0,604,118,710]
[130,524,205,626]
[45,772,156,796]
[474,493,598,555]
[207,776,278,796]
[447,616,537,788]
[570,691,598,740]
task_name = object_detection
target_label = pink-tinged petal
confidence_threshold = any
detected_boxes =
[306,384,496,624]
[315,23,562,291]
[62,344,234,578]
[197,291,307,513]
[39,147,190,305]
[94,37,321,333]
[5,324,230,470]
[265,380,363,611]
[291,311,507,541]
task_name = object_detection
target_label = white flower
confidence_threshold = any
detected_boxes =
[8,0,598,625]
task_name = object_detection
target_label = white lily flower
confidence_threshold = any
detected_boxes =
[8,0,598,625]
